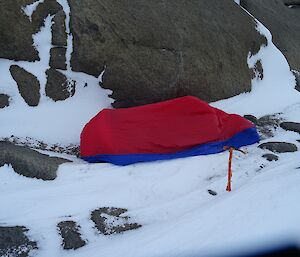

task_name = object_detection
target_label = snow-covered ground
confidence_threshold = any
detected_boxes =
[1,1,300,257]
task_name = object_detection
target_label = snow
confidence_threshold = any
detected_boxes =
[22,0,45,21]
[1,1,300,257]
[0,2,112,145]
[212,21,300,117]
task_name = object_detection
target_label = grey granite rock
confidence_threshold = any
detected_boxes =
[69,0,266,108]
[57,221,86,250]
[258,141,298,153]
[9,65,40,106]
[0,94,10,109]
[50,47,67,70]
[91,207,142,235]
[0,226,37,257]
[45,68,75,101]
[262,153,279,162]
[280,121,300,134]
[0,141,70,180]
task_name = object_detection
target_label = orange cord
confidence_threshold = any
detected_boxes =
[224,146,246,192]
[226,148,233,192]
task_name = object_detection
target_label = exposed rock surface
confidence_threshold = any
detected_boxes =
[0,94,10,108]
[208,189,217,196]
[51,10,67,46]
[9,65,40,106]
[0,0,39,61]
[262,153,279,162]
[31,0,62,32]
[0,226,37,257]
[91,207,142,235]
[258,141,298,153]
[46,68,76,101]
[293,71,300,92]
[244,114,282,139]
[69,0,266,108]
[280,121,300,134]
[0,141,70,180]
[241,0,300,72]
[50,47,67,70]
[57,221,86,250]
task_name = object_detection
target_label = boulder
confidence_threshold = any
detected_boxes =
[244,113,282,139]
[258,141,298,153]
[69,0,267,108]
[0,0,39,61]
[0,141,70,180]
[91,207,142,235]
[31,0,62,32]
[262,153,279,161]
[45,68,76,101]
[57,221,86,250]
[241,0,300,72]
[280,121,300,134]
[9,65,40,106]
[293,70,300,92]
[0,226,37,257]
[52,10,67,46]
[0,94,10,109]
[50,47,67,70]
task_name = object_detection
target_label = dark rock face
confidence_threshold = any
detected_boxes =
[262,153,279,161]
[0,141,70,180]
[52,10,67,46]
[241,0,300,72]
[31,0,62,32]
[50,47,67,70]
[57,221,86,250]
[9,65,40,106]
[0,0,39,61]
[280,121,300,134]
[91,207,142,235]
[46,68,76,101]
[0,226,37,257]
[293,71,300,92]
[244,114,282,139]
[69,0,266,108]
[0,94,10,108]
[258,141,298,153]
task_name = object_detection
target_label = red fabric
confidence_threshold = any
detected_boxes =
[80,96,253,157]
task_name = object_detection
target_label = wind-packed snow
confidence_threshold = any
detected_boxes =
[1,2,300,257]
[212,21,300,117]
[0,2,112,145]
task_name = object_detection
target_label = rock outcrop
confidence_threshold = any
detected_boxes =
[9,65,40,106]
[45,69,76,101]
[258,141,298,153]
[241,0,300,72]
[91,207,142,235]
[0,0,39,61]
[0,94,10,109]
[57,221,86,250]
[0,141,70,180]
[0,226,37,257]
[69,0,266,108]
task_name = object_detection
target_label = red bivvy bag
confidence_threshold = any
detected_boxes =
[80,96,259,165]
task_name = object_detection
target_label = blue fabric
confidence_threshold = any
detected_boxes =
[82,127,259,165]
